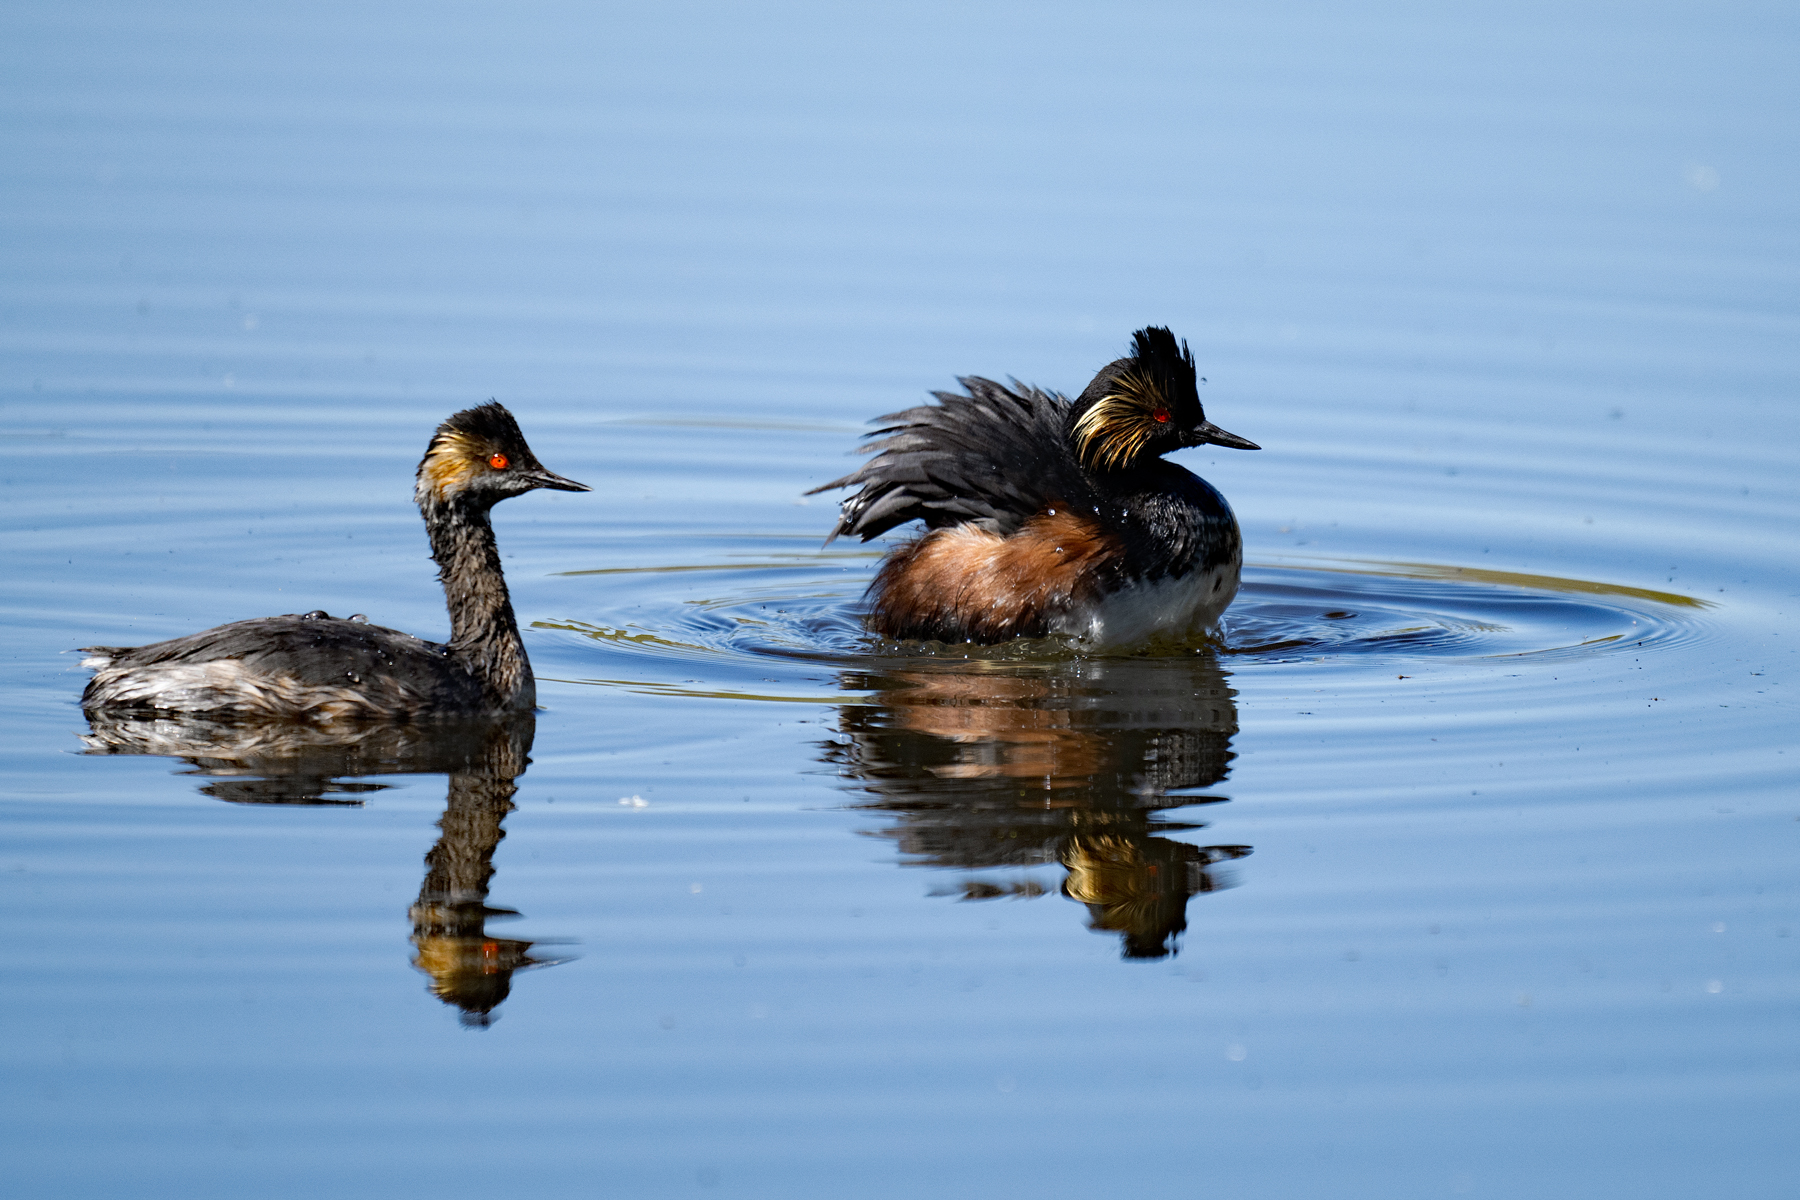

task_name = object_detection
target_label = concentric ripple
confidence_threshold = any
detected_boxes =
[533,540,1711,701]
[1224,559,1708,661]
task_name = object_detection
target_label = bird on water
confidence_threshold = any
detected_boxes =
[810,326,1260,647]
[80,403,589,719]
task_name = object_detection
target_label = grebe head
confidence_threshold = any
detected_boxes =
[414,402,590,514]
[1068,326,1259,472]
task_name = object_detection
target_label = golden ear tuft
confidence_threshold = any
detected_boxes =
[1072,369,1169,471]
[419,430,483,497]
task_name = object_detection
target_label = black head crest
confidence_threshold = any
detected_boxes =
[416,402,589,508]
[437,402,528,453]
[1128,326,1200,402]
[1069,326,1205,471]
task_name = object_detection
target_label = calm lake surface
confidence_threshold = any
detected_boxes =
[4,2,1798,1196]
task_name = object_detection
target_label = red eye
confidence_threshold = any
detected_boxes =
[1153,409,1170,424]
[488,453,509,470]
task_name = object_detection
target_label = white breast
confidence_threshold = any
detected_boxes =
[1050,560,1242,650]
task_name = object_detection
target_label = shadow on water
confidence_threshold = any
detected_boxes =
[80,710,565,1027]
[823,653,1249,960]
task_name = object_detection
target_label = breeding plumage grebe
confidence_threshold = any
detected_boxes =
[811,326,1259,646]
[80,403,588,718]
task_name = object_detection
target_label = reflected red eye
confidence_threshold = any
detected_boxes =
[488,453,509,470]
[1153,409,1170,424]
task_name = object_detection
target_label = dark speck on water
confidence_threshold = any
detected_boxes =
[3,2,1798,1199]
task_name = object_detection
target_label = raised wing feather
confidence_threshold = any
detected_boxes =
[809,377,1094,543]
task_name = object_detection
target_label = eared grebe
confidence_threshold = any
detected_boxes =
[80,403,588,719]
[810,326,1259,646]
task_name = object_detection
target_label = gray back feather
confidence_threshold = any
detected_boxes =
[809,377,1095,543]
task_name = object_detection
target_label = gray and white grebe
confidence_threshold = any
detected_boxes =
[80,403,588,719]
[810,326,1260,646]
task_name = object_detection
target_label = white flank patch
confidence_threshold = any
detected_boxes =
[1051,561,1241,649]
[84,659,396,720]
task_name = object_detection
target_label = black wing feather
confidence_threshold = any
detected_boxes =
[808,377,1094,543]
[93,617,446,681]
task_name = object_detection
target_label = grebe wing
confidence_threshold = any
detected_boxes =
[809,377,1094,544]
[83,615,474,704]
[96,614,439,668]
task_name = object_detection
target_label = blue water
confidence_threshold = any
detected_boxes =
[3,2,1798,1196]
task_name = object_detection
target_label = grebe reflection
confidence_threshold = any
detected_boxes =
[823,653,1250,959]
[80,711,564,1025]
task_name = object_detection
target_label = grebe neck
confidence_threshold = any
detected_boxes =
[424,504,534,710]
